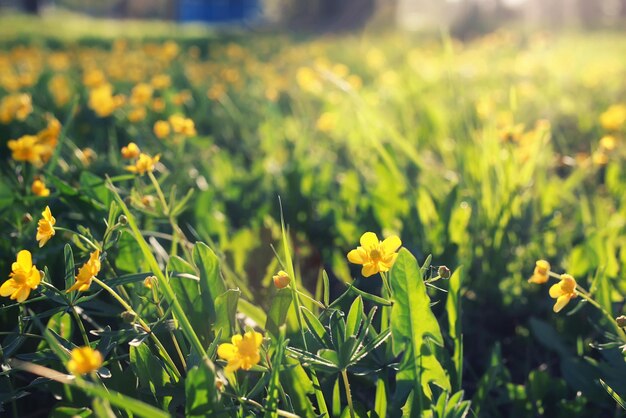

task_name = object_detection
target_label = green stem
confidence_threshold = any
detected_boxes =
[92,277,181,380]
[54,227,100,251]
[296,289,326,310]
[148,171,170,215]
[70,306,90,346]
[341,369,356,418]
[151,285,187,370]
[577,291,626,343]
[380,271,392,296]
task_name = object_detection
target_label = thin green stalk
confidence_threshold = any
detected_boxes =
[341,369,356,418]
[70,306,90,346]
[54,227,100,251]
[150,284,187,370]
[92,277,181,380]
[296,288,326,310]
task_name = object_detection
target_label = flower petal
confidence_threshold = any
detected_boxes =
[217,343,237,361]
[548,283,562,298]
[252,331,263,347]
[26,268,41,288]
[359,232,379,249]
[362,263,379,278]
[14,286,30,303]
[553,294,571,313]
[381,235,402,254]
[347,248,367,265]
[0,279,18,297]
[225,358,242,373]
[17,250,32,271]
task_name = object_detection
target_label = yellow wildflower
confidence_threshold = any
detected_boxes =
[600,104,626,131]
[36,206,56,247]
[600,135,617,152]
[130,83,153,106]
[347,232,402,277]
[153,120,171,139]
[0,93,32,124]
[272,271,290,289]
[0,250,41,303]
[37,116,61,163]
[31,179,50,197]
[67,250,101,293]
[549,274,577,313]
[143,275,157,289]
[217,331,264,372]
[67,346,103,375]
[168,114,196,137]
[528,260,550,284]
[48,74,71,107]
[83,69,106,88]
[125,153,160,175]
[127,106,147,123]
[7,135,46,165]
[151,74,171,89]
[121,142,140,159]
[88,84,119,118]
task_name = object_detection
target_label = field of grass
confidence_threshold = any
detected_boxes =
[1,13,626,417]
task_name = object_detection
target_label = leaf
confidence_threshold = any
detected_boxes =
[445,267,463,391]
[301,306,329,347]
[185,364,219,416]
[192,242,226,326]
[264,327,286,418]
[130,343,172,409]
[345,296,364,338]
[280,357,316,416]
[390,249,450,411]
[265,288,293,338]
[64,244,76,295]
[375,378,388,418]
[214,289,240,339]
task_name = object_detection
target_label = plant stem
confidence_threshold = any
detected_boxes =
[70,306,90,346]
[296,289,326,310]
[54,227,100,251]
[341,369,356,418]
[92,277,181,380]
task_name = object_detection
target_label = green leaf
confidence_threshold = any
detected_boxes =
[214,289,240,339]
[50,406,93,417]
[192,242,226,326]
[186,364,220,416]
[301,306,329,347]
[63,244,75,295]
[375,379,387,418]
[264,327,286,418]
[130,343,171,409]
[345,296,364,338]
[390,249,450,411]
[280,357,316,416]
[266,288,293,338]
[445,267,463,391]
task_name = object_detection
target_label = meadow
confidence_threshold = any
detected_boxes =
[1,14,626,417]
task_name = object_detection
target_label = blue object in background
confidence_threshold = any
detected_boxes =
[178,0,260,23]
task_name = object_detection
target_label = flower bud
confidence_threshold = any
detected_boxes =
[272,270,290,289]
[118,214,128,225]
[22,213,33,223]
[438,266,451,279]
[617,316,626,328]
[144,275,157,289]
[121,311,136,323]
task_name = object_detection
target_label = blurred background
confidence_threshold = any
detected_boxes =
[1,0,626,37]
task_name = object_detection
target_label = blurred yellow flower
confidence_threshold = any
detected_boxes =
[600,104,626,131]
[127,106,147,122]
[67,250,101,293]
[347,232,402,277]
[83,69,106,88]
[528,260,550,284]
[7,135,46,165]
[316,112,337,133]
[130,83,153,106]
[0,93,32,124]
[36,206,56,247]
[48,74,72,107]
[125,153,160,175]
[0,250,41,303]
[143,275,157,289]
[31,179,50,197]
[151,74,171,89]
[67,346,103,375]
[599,135,617,152]
[168,115,196,137]
[152,97,166,112]
[296,67,322,93]
[88,84,120,118]
[121,142,140,159]
[207,83,226,101]
[549,274,577,313]
[217,331,263,372]
[272,270,290,289]
[153,120,170,139]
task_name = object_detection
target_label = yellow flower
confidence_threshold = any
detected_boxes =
[7,135,46,165]
[549,274,577,313]
[67,346,103,375]
[600,104,626,131]
[0,250,41,303]
[168,115,196,137]
[48,74,71,107]
[153,120,171,139]
[121,142,140,159]
[151,74,171,89]
[0,93,32,124]
[31,179,50,197]
[600,135,617,152]
[528,260,550,284]
[347,232,402,277]
[67,250,101,293]
[272,270,290,289]
[129,83,153,106]
[127,106,147,123]
[217,331,264,372]
[36,206,56,247]
[316,112,337,133]
[88,84,120,118]
[143,275,157,289]
[37,116,62,163]
[125,153,161,175]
